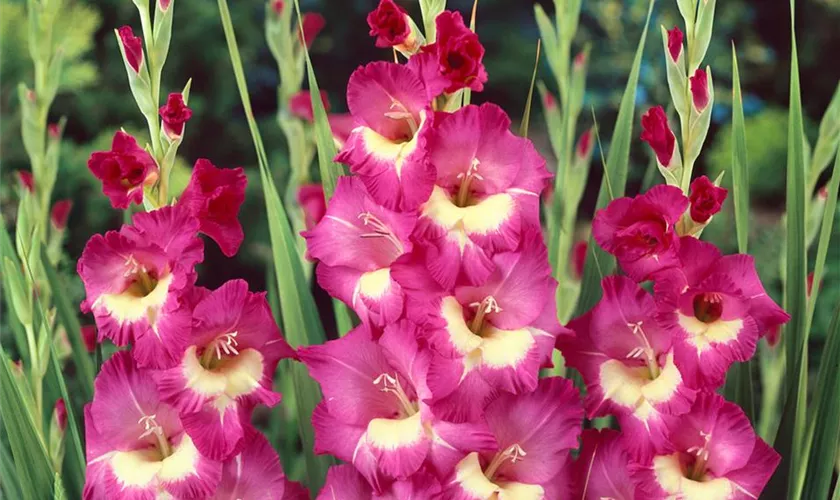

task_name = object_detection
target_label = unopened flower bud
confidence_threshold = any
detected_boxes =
[572,240,587,280]
[543,90,557,110]
[159,93,192,138]
[298,13,325,48]
[117,26,144,74]
[688,175,728,223]
[576,129,593,159]
[573,50,587,69]
[54,398,67,432]
[690,68,710,112]
[48,123,60,139]
[271,0,284,14]
[50,200,73,230]
[159,0,171,11]
[16,171,35,193]
[288,90,329,122]
[640,106,676,167]
[367,0,411,49]
[667,26,683,62]
[81,325,97,353]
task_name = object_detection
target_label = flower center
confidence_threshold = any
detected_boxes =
[123,255,159,298]
[373,372,417,417]
[383,99,418,138]
[137,414,171,458]
[469,295,501,334]
[685,430,713,480]
[693,293,723,323]
[484,443,526,480]
[358,211,404,254]
[200,331,240,368]
[456,158,483,207]
[625,321,660,379]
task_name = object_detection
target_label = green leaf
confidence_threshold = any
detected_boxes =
[801,305,840,499]
[519,40,541,138]
[39,247,94,401]
[419,0,445,42]
[0,218,29,362]
[0,347,53,500]
[215,0,334,489]
[533,4,560,83]
[574,0,655,317]
[0,442,23,500]
[808,82,840,190]
[730,46,750,255]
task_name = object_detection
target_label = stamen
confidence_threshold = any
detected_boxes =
[373,372,417,417]
[484,443,527,480]
[627,321,660,379]
[137,414,171,458]
[469,296,501,334]
[358,212,404,254]
[201,331,240,367]
[456,158,482,207]
[687,430,713,479]
[385,100,419,136]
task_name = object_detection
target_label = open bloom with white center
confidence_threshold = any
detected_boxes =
[633,392,780,499]
[154,279,295,461]
[653,237,790,389]
[300,321,496,493]
[78,205,203,369]
[212,430,308,499]
[317,465,442,499]
[303,177,416,328]
[571,429,639,499]
[83,352,221,498]
[336,61,436,211]
[411,231,562,422]
[438,377,582,499]
[559,276,696,458]
[412,103,551,289]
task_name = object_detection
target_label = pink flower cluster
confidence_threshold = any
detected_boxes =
[300,4,588,497]
[554,183,789,497]
[80,148,304,497]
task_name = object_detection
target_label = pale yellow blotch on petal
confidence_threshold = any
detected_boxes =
[455,453,500,498]
[356,268,392,300]
[359,111,427,178]
[181,346,264,400]
[110,435,201,489]
[497,481,545,499]
[478,326,535,369]
[157,435,202,482]
[365,412,424,451]
[679,314,744,352]
[600,353,681,420]
[421,187,515,238]
[99,273,173,326]
[653,454,734,500]
[441,297,483,355]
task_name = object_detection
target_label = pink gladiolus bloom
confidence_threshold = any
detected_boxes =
[367,0,411,49]
[78,206,203,369]
[303,177,415,327]
[572,429,639,499]
[592,184,689,282]
[653,237,789,388]
[154,280,294,461]
[667,26,684,62]
[83,352,222,498]
[51,199,73,230]
[409,232,562,421]
[159,93,193,138]
[690,68,710,112]
[640,106,677,167]
[296,183,327,230]
[177,158,247,257]
[117,26,144,73]
[288,90,330,122]
[16,170,35,192]
[422,11,488,93]
[87,131,159,209]
[634,392,780,499]
[317,465,442,499]
[410,103,550,289]
[300,322,496,492]
[336,61,436,211]
[559,276,696,458]
[299,13,325,48]
[689,175,728,223]
[439,377,582,499]
[213,430,308,499]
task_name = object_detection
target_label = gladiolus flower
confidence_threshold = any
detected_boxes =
[667,26,683,62]
[317,465,442,499]
[592,184,688,281]
[407,103,550,288]
[653,237,789,388]
[154,279,294,460]
[300,322,496,492]
[439,377,582,499]
[633,393,780,499]
[16,171,34,193]
[559,276,696,458]
[689,175,728,223]
[422,11,488,93]
[336,61,436,211]
[83,352,222,498]
[177,159,247,257]
[117,26,144,73]
[77,205,203,369]
[328,113,355,148]
[87,131,159,209]
[159,93,193,139]
[303,177,415,327]
[288,90,329,123]
[50,200,73,230]
[572,429,639,499]
[367,0,412,49]
[214,431,308,499]
[299,13,325,48]
[690,68,710,112]
[641,106,678,167]
[296,183,327,230]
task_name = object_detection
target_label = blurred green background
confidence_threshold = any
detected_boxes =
[1,0,839,339]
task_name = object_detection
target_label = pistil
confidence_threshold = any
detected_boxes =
[627,321,660,379]
[384,100,418,136]
[456,158,483,207]
[200,331,239,367]
[373,373,417,417]
[358,212,404,254]
[138,414,171,458]
[484,443,526,480]
[469,296,501,334]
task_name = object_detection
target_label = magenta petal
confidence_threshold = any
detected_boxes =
[214,431,308,499]
[316,465,372,500]
[425,418,498,478]
[181,403,247,461]
[723,439,780,499]
[571,429,638,500]
[346,61,427,138]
